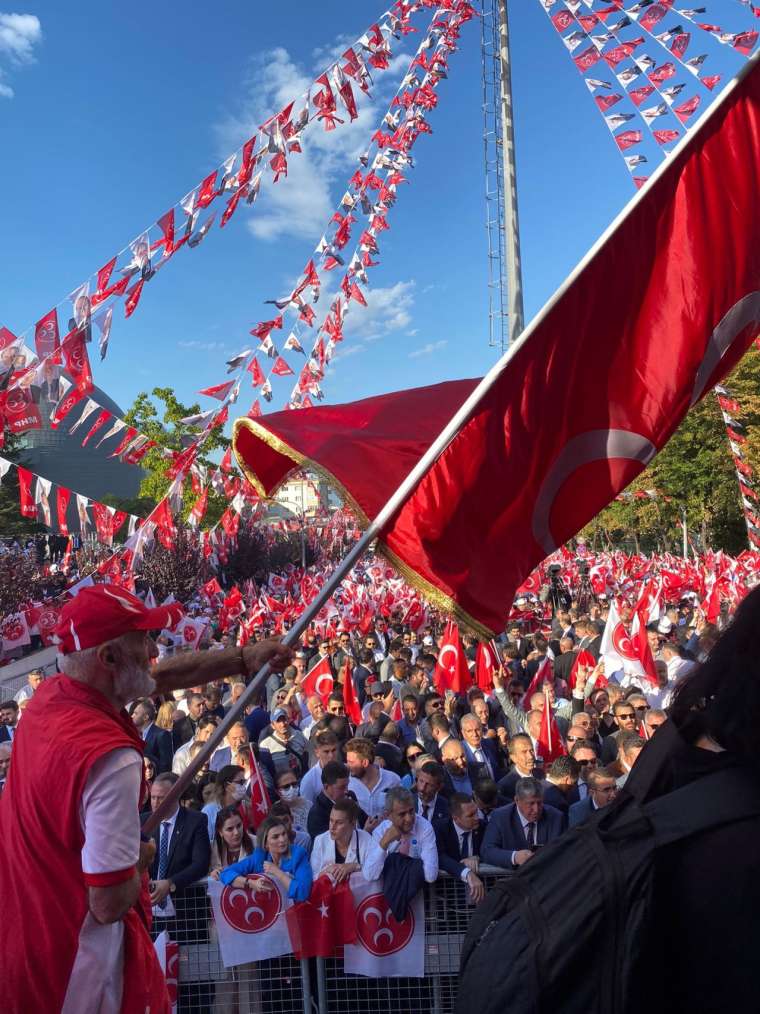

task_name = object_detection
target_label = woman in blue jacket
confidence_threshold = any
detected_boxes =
[219,814,312,902]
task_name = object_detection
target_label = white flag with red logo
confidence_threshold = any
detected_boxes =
[153,931,179,1013]
[1,612,31,652]
[173,616,208,650]
[600,599,648,682]
[207,876,292,968]
[343,878,425,978]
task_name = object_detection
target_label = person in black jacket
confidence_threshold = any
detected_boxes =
[131,699,172,773]
[147,772,211,944]
[434,793,486,903]
[306,761,356,838]
[171,693,207,751]
[629,587,760,1013]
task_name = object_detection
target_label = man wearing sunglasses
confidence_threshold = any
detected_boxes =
[569,740,598,800]
[601,700,639,765]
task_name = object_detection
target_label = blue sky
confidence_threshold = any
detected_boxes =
[0,0,755,435]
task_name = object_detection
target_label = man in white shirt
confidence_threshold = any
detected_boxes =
[299,694,326,739]
[14,667,45,704]
[172,716,219,775]
[345,736,400,822]
[299,730,339,803]
[372,786,438,882]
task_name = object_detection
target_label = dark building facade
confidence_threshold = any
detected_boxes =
[18,385,143,520]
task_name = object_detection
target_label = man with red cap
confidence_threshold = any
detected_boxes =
[0,584,291,1014]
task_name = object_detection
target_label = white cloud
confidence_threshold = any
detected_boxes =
[214,38,412,242]
[408,339,448,359]
[0,13,41,98]
[177,340,230,353]
[406,327,419,337]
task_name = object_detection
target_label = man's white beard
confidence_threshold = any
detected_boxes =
[114,660,155,704]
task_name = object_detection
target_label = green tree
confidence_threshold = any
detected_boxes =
[104,387,232,528]
[0,433,44,538]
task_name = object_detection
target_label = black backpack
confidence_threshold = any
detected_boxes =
[457,720,760,1014]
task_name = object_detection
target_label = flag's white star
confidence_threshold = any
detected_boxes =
[318,902,330,919]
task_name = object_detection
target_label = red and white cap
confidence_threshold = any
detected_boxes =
[55,584,185,655]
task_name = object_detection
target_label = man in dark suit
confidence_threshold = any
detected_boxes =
[171,693,207,751]
[576,620,602,661]
[412,761,450,822]
[460,713,505,783]
[0,700,18,745]
[496,733,543,799]
[569,766,618,827]
[482,776,566,869]
[147,772,211,943]
[131,699,172,773]
[552,638,578,683]
[541,755,581,814]
[209,721,250,773]
[600,700,639,764]
[506,623,530,660]
[434,792,487,903]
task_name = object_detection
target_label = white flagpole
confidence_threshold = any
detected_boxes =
[145,49,760,832]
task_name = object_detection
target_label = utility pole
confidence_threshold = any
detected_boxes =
[497,0,525,342]
[681,507,688,560]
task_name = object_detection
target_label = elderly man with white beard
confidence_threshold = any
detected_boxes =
[0,584,292,1014]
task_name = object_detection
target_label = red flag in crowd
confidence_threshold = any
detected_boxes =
[475,641,498,691]
[248,747,271,830]
[433,620,470,695]
[286,876,357,958]
[233,57,760,636]
[340,659,362,725]
[301,654,334,703]
[521,654,552,712]
[536,689,566,765]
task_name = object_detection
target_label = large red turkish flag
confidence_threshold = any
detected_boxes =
[234,55,760,635]
[285,876,357,959]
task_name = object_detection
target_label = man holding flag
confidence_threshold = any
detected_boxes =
[0,584,291,1014]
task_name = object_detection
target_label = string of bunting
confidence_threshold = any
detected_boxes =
[537,0,758,186]
[0,1,430,400]
[232,2,475,412]
[713,384,760,548]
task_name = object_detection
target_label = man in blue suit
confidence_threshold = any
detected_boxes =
[569,766,618,827]
[434,792,487,903]
[481,776,566,869]
[209,721,250,772]
[131,699,172,773]
[460,713,505,783]
[412,761,450,822]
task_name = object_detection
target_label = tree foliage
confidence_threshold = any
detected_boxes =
[581,350,760,554]
[138,527,212,603]
[105,387,231,527]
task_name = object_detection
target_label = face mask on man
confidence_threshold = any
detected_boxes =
[279,785,299,801]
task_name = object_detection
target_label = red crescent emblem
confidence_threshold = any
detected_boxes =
[2,618,24,641]
[4,390,26,415]
[612,622,638,662]
[183,625,196,643]
[220,877,281,933]
[355,893,414,956]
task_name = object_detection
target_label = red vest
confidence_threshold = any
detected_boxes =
[0,675,168,1013]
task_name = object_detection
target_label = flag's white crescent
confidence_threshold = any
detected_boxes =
[373,927,394,946]
[438,643,458,673]
[532,430,657,555]
[315,673,333,697]
[690,292,760,407]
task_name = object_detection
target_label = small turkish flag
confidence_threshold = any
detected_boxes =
[433,620,470,695]
[286,876,357,959]
[537,690,566,766]
[521,655,553,712]
[340,659,362,725]
[249,747,271,830]
[301,655,334,703]
[475,641,499,692]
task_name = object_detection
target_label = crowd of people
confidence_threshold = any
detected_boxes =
[0,586,715,934]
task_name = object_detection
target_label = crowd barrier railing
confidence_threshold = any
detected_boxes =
[156,870,511,1014]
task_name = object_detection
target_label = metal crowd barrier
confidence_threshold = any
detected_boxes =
[158,871,511,1014]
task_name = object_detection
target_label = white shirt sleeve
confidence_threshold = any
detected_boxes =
[417,818,439,883]
[80,748,142,876]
